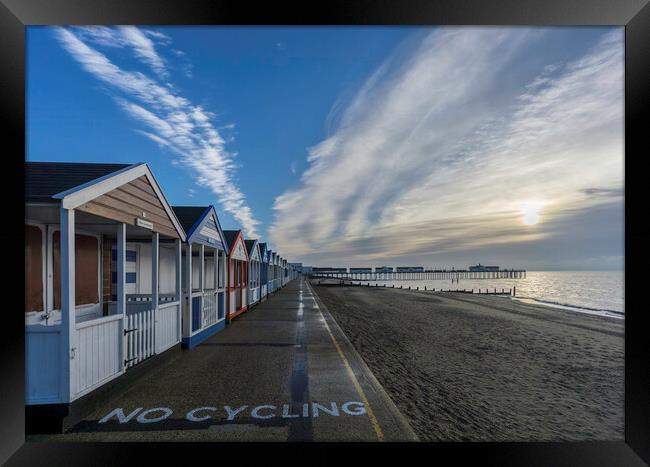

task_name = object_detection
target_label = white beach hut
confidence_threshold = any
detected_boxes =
[266,250,275,294]
[25,162,185,429]
[270,252,280,293]
[258,242,269,301]
[244,239,262,307]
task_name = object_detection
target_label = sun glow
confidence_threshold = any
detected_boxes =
[520,201,544,226]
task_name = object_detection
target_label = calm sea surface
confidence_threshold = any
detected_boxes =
[353,271,624,319]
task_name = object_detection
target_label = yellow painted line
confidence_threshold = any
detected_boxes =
[308,284,385,442]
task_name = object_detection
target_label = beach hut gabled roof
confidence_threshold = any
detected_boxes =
[258,242,268,262]
[27,161,186,240]
[223,230,239,251]
[244,239,256,255]
[26,162,132,203]
[223,230,248,261]
[172,205,226,249]
[173,206,211,235]
[244,239,262,262]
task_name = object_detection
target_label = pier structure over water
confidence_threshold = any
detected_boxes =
[310,269,526,281]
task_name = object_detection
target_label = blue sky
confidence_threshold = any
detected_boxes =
[27,27,624,269]
[27,27,412,234]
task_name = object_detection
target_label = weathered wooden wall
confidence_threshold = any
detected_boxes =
[77,176,180,239]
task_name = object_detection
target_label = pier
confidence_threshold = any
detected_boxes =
[310,269,526,281]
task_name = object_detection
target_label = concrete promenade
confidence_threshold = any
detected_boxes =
[28,277,417,442]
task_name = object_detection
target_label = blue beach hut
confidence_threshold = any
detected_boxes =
[172,206,228,348]
[258,242,269,301]
[270,251,279,293]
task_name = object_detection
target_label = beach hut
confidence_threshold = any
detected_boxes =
[244,239,262,307]
[223,230,249,321]
[258,242,269,301]
[288,263,302,280]
[267,251,276,294]
[25,162,185,428]
[273,254,282,291]
[281,257,286,286]
[172,206,228,348]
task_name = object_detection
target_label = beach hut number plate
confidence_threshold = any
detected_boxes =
[136,218,154,230]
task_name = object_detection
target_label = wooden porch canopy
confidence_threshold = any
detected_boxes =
[52,163,186,240]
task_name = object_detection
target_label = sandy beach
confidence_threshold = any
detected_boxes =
[310,282,624,441]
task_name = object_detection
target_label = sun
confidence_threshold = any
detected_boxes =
[520,201,544,226]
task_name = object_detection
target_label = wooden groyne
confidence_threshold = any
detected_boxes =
[312,279,517,296]
[310,269,526,281]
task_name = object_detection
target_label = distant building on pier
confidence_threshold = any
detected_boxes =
[396,266,424,273]
[469,264,500,272]
[312,267,347,274]
[288,262,303,274]
[375,266,394,273]
[350,267,372,273]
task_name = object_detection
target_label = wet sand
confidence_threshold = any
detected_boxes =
[310,283,624,441]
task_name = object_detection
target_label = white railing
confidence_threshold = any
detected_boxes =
[26,296,181,405]
[157,302,180,353]
[75,314,123,397]
[125,307,155,368]
[202,292,218,328]
[229,289,240,314]
[250,287,259,304]
[106,296,181,364]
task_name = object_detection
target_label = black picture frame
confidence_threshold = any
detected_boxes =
[1,0,648,464]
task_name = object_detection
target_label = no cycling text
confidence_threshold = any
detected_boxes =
[98,401,367,425]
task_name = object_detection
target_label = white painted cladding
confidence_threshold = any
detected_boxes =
[156,303,180,353]
[73,315,123,398]
[199,225,221,241]
[25,326,63,404]
[230,237,247,261]
[248,246,261,262]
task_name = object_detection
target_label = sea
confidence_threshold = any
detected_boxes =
[352,271,624,319]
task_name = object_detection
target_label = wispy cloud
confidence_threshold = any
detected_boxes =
[74,26,169,79]
[55,26,260,236]
[269,28,623,267]
[118,26,169,79]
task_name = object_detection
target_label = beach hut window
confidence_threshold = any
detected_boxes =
[158,243,177,299]
[191,244,201,292]
[25,224,45,313]
[217,251,225,289]
[52,231,99,309]
[204,251,216,290]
